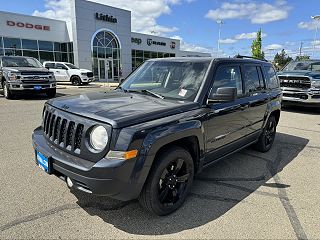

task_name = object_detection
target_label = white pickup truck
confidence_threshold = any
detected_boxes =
[43,61,94,85]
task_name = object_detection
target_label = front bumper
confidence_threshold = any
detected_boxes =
[8,81,56,91]
[281,88,320,106]
[32,127,145,201]
[80,76,94,82]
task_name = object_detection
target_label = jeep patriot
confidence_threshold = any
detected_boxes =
[32,57,281,215]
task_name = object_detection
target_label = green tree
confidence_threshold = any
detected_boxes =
[251,29,265,59]
[295,55,310,61]
[273,49,293,69]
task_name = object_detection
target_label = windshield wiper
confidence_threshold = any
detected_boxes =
[140,89,165,99]
[125,89,165,99]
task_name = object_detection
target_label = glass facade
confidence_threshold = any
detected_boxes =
[132,49,175,71]
[92,30,121,82]
[0,36,74,64]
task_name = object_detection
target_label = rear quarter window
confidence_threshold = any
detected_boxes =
[264,65,279,89]
[44,63,55,69]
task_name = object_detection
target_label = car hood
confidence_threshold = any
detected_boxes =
[278,70,320,78]
[79,69,92,72]
[4,67,50,73]
[47,90,199,128]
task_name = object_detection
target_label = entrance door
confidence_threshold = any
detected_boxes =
[98,59,113,81]
[106,59,113,81]
[98,59,106,81]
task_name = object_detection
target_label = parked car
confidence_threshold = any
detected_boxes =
[43,61,94,85]
[32,57,281,215]
[278,60,320,107]
[0,56,56,99]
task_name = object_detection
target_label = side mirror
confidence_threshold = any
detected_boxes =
[208,87,237,103]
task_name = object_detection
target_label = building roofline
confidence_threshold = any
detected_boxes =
[0,10,68,23]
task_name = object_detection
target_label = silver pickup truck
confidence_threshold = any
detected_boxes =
[278,60,320,107]
[0,56,56,99]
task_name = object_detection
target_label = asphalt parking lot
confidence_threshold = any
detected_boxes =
[0,87,319,239]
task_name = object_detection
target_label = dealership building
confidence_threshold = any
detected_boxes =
[0,0,210,81]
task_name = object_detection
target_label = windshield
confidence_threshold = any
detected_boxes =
[2,57,43,68]
[120,60,210,101]
[65,63,79,69]
[283,61,320,72]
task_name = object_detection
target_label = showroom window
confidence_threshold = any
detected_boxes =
[131,50,175,71]
[0,36,74,64]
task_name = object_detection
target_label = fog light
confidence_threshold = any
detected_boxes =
[66,177,74,188]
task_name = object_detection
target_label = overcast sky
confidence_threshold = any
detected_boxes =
[2,0,320,59]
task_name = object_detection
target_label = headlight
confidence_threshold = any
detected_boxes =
[8,71,18,81]
[311,80,320,88]
[89,126,109,151]
[81,72,87,76]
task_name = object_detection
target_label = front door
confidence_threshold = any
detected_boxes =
[203,64,250,163]
[98,59,113,81]
[106,59,113,81]
[98,59,106,81]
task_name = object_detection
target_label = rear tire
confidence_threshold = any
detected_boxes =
[46,88,56,98]
[71,76,82,86]
[254,115,277,152]
[138,146,194,216]
[3,81,14,99]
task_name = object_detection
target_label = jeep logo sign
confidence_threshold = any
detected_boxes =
[131,37,142,45]
[6,21,50,31]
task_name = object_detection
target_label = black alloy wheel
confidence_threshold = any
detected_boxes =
[139,146,194,215]
[254,115,277,152]
[158,158,191,206]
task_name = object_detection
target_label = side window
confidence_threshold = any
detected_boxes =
[243,65,262,93]
[212,65,243,95]
[44,63,55,69]
[55,63,67,70]
[311,63,320,72]
[264,66,279,89]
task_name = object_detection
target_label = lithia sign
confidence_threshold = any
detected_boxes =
[95,13,117,23]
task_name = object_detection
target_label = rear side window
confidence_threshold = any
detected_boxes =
[44,62,55,69]
[212,65,243,95]
[243,65,263,93]
[264,66,279,89]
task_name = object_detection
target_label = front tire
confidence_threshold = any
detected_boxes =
[139,146,194,216]
[46,88,56,98]
[254,115,277,152]
[71,76,82,86]
[3,81,14,99]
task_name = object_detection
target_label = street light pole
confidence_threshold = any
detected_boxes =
[216,20,223,57]
[311,15,320,57]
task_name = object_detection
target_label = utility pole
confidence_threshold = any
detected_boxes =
[311,15,320,57]
[216,20,223,57]
[299,42,303,56]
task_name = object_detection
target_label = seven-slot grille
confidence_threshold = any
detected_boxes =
[43,110,84,153]
[279,76,311,89]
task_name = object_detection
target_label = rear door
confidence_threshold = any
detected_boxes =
[240,64,269,134]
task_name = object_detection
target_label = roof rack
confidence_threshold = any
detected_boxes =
[234,54,268,62]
